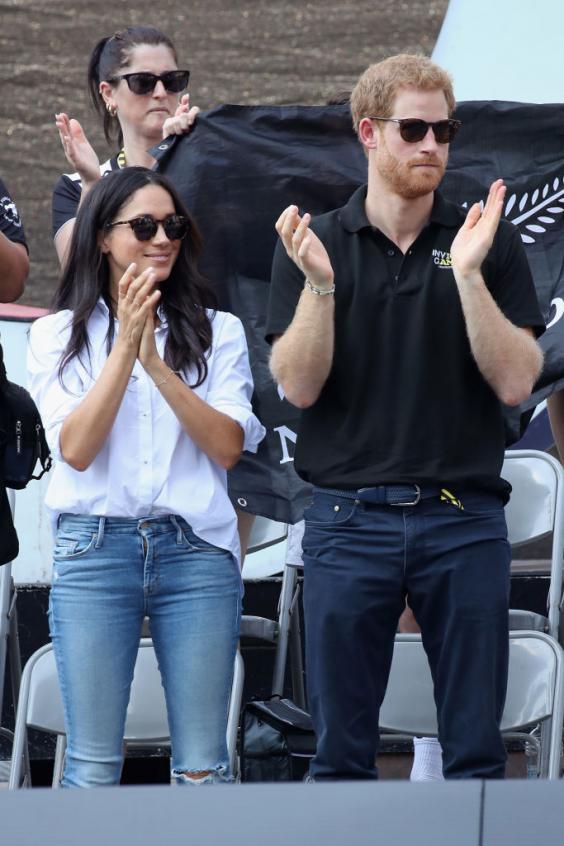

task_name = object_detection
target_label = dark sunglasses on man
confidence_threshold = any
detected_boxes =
[105,214,190,242]
[369,117,461,144]
[109,70,190,96]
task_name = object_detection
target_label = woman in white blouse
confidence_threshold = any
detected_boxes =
[28,166,264,788]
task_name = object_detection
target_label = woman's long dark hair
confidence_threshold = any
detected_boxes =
[88,27,178,147]
[54,167,216,388]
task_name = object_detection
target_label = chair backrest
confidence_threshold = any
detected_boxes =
[25,640,169,741]
[380,632,563,736]
[122,642,169,741]
[502,450,563,547]
[502,449,564,638]
[25,645,66,734]
[242,516,288,580]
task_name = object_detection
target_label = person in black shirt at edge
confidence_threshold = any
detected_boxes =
[0,179,28,302]
[265,54,545,781]
[0,179,29,566]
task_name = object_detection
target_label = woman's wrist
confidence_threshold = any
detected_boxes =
[143,355,168,383]
[152,368,180,389]
[113,335,139,364]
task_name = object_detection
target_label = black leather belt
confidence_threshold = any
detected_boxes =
[317,484,442,507]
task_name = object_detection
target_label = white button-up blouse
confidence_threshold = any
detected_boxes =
[27,301,265,566]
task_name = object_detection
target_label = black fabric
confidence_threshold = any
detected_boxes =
[52,156,121,238]
[0,486,18,566]
[153,106,365,522]
[267,186,543,492]
[150,103,560,519]
[0,178,27,249]
[0,177,28,564]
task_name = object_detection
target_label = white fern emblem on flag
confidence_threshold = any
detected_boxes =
[504,177,564,244]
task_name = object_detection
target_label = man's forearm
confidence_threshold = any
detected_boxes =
[270,286,335,409]
[455,271,543,407]
[0,235,28,302]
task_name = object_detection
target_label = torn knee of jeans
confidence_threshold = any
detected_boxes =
[172,764,233,785]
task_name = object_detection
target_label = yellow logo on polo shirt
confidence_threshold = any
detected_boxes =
[432,249,452,268]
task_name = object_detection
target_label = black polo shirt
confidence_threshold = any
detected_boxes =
[265,185,544,493]
[52,156,121,239]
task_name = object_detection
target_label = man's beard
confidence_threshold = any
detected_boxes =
[377,141,446,199]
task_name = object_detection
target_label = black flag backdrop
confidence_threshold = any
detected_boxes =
[153,102,564,522]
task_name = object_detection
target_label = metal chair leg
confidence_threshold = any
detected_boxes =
[52,735,66,787]
[271,565,298,697]
[289,584,306,709]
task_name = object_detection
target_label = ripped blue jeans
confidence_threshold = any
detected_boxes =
[49,514,241,787]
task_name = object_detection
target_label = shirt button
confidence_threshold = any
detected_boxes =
[387,249,395,256]
[394,275,399,283]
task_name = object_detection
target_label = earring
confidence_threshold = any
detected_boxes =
[106,102,117,117]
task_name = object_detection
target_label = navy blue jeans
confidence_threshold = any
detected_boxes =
[301,489,511,780]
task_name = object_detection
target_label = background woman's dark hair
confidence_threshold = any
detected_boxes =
[54,167,216,388]
[88,27,178,147]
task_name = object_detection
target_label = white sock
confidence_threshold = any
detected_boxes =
[410,737,444,781]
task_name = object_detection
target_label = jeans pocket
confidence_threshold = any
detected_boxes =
[451,492,506,518]
[53,530,97,561]
[304,494,359,528]
[177,525,227,555]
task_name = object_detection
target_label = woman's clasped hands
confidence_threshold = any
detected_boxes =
[115,262,161,367]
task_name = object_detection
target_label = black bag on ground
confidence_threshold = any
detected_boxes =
[240,697,316,782]
[0,343,51,489]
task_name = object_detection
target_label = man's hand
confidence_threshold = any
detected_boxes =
[451,179,506,280]
[55,113,101,188]
[162,94,200,138]
[276,206,334,291]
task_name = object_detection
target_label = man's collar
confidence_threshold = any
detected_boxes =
[339,184,463,234]
[339,185,371,233]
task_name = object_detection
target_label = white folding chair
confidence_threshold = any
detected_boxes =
[241,518,305,707]
[503,449,564,639]
[8,639,244,788]
[379,632,564,779]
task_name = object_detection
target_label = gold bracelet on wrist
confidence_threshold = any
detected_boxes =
[153,369,179,389]
[304,278,336,296]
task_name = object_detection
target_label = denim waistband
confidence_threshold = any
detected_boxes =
[316,485,442,506]
[58,513,186,536]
